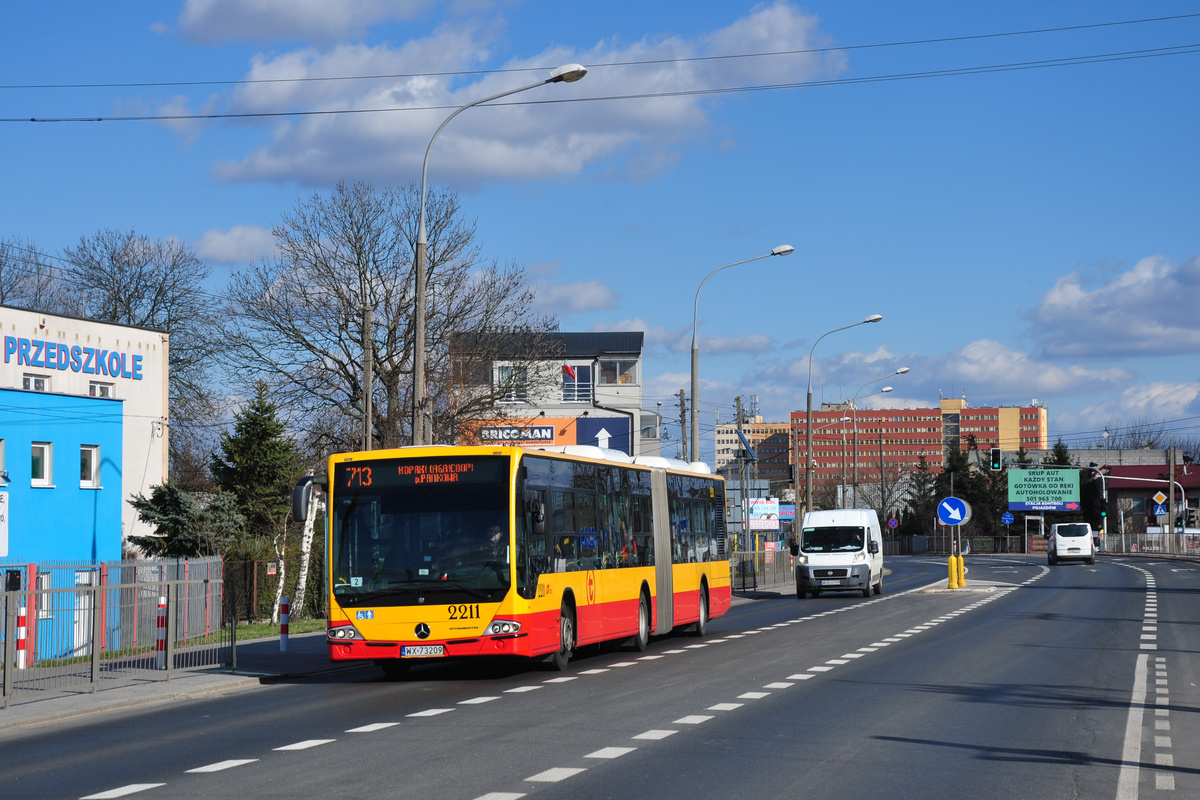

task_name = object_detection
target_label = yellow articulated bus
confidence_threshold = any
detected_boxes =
[292,444,730,677]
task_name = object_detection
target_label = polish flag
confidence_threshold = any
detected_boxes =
[563,363,577,379]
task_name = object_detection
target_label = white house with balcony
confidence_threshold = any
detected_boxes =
[465,332,662,457]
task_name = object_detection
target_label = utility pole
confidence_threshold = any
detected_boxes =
[736,396,749,551]
[677,390,689,462]
[1169,446,1177,532]
[360,305,373,451]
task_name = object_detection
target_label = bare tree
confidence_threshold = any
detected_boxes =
[61,229,223,466]
[0,236,71,312]
[1102,417,1171,450]
[223,181,557,456]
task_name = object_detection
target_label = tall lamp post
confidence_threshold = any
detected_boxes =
[690,244,794,462]
[851,367,909,506]
[804,314,883,514]
[798,416,848,511]
[412,63,588,445]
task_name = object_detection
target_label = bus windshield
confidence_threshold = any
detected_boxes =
[801,526,865,553]
[330,456,511,605]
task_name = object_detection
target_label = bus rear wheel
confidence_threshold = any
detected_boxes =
[694,590,709,636]
[550,602,574,671]
[633,593,650,651]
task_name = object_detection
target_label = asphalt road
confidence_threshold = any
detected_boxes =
[2,555,1196,800]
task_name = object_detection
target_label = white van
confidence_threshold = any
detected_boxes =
[789,509,883,599]
[1046,522,1095,565]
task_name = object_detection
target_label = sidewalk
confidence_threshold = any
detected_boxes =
[0,631,349,732]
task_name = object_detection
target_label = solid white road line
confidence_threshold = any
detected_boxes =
[1116,653,1149,800]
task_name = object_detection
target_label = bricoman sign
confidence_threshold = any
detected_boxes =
[4,335,145,380]
[1007,469,1080,512]
[479,425,555,443]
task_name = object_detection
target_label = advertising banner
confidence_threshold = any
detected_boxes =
[748,497,780,530]
[1008,469,1081,511]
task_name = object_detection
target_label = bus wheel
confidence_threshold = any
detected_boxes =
[379,660,410,680]
[694,590,709,636]
[551,603,574,671]
[634,593,650,651]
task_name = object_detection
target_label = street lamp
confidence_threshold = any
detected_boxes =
[690,244,794,462]
[796,416,848,510]
[804,314,883,514]
[851,367,909,506]
[412,63,588,445]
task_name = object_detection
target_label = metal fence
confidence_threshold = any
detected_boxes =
[1102,532,1200,557]
[1,563,230,709]
[730,550,794,592]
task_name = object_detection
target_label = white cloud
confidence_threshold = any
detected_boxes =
[1028,254,1200,358]
[179,0,437,43]
[193,224,277,264]
[1056,382,1200,432]
[528,261,617,313]
[198,4,843,186]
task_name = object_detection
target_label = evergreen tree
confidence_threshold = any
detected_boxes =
[127,484,247,558]
[1045,437,1074,466]
[900,456,939,537]
[128,484,203,557]
[210,380,302,537]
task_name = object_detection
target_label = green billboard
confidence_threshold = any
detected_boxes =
[1008,469,1081,511]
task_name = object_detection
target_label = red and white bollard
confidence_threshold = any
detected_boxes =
[16,604,27,669]
[155,596,167,669]
[280,596,290,653]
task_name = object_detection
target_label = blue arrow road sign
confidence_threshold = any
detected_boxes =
[937,496,970,526]
[1002,512,1015,525]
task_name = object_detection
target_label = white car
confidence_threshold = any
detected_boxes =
[1047,522,1095,565]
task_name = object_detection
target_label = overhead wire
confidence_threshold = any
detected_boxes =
[3,12,1196,91]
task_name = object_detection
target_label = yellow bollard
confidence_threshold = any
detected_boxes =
[957,554,966,587]
[947,555,959,589]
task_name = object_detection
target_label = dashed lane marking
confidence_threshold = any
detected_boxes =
[406,708,453,718]
[525,768,586,782]
[347,722,399,732]
[632,730,677,740]
[585,747,637,759]
[81,786,166,799]
[274,739,336,750]
[185,759,258,773]
[674,715,714,724]
[460,696,501,705]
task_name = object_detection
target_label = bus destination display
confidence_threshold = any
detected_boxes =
[336,456,507,490]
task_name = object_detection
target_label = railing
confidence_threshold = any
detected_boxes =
[2,577,230,710]
[1102,532,1200,557]
[730,550,794,592]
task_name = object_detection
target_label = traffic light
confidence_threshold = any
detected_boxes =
[989,447,1002,471]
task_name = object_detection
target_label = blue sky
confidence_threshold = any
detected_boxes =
[4,1,1198,463]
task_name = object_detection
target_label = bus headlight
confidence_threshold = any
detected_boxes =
[851,552,866,563]
[328,624,364,640]
[795,555,808,565]
[489,620,522,635]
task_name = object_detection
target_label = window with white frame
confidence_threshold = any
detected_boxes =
[640,412,659,440]
[562,364,592,402]
[599,359,638,385]
[495,365,529,403]
[89,381,113,398]
[80,445,100,488]
[23,374,49,392]
[31,442,52,486]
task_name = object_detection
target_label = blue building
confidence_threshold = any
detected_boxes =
[0,387,124,561]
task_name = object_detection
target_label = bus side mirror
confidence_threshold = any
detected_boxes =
[293,475,326,520]
[527,498,546,535]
